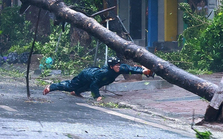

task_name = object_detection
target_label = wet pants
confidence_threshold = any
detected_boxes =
[49,76,90,95]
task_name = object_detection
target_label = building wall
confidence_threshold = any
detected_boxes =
[158,0,185,42]
[118,0,147,47]
[141,0,146,41]
[158,0,165,42]
[118,0,130,31]
[178,0,185,37]
[164,0,178,41]
[117,0,183,47]
[18,0,21,5]
[208,0,218,19]
[147,0,158,48]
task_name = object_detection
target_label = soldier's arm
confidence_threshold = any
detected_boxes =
[120,64,153,76]
[119,64,143,74]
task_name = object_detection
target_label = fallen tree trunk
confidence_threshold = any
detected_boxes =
[205,77,223,122]
[20,0,222,122]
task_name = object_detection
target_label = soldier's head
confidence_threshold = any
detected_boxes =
[107,57,121,72]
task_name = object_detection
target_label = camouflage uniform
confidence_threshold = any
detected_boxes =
[49,64,144,99]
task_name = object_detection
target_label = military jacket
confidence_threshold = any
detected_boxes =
[80,64,143,98]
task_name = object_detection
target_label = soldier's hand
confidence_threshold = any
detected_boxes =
[134,65,153,76]
[142,66,151,75]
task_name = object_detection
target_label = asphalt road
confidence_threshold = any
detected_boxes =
[0,82,195,139]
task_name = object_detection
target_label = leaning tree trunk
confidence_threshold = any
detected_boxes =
[20,0,223,122]
[204,77,223,122]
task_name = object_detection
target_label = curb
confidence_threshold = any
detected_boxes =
[105,79,173,92]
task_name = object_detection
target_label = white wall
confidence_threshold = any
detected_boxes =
[118,0,130,32]
[178,0,185,37]
[208,0,217,19]
[18,0,22,6]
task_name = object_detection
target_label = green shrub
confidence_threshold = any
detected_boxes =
[157,2,223,73]
[0,7,32,54]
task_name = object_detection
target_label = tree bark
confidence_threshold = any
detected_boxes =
[20,0,222,122]
[205,77,223,122]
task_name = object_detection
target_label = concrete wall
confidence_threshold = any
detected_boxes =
[134,0,147,47]
[118,0,130,32]
[164,0,178,41]
[208,0,217,19]
[18,0,22,6]
[178,0,185,37]
[141,0,146,41]
[158,0,185,42]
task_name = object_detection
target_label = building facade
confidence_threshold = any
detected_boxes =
[1,0,220,51]
[118,0,220,51]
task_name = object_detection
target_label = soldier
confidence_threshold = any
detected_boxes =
[43,57,154,101]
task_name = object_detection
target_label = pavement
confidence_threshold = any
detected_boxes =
[98,73,223,138]
[1,63,223,138]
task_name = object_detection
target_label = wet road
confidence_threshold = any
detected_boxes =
[0,88,195,139]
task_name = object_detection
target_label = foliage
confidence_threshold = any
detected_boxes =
[178,3,210,71]
[35,79,49,86]
[8,43,31,54]
[6,20,105,75]
[40,69,52,77]
[0,7,33,54]
[35,23,98,75]
[97,101,131,109]
[155,51,193,70]
[0,67,24,78]
[64,0,101,15]
[198,11,223,71]
[156,2,223,73]
[1,0,117,76]
[99,102,119,108]
[194,129,212,139]
[180,1,223,72]
[155,51,212,74]
[63,0,103,23]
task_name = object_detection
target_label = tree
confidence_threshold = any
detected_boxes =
[20,0,223,123]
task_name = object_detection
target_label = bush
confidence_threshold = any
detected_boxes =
[157,2,223,73]
[0,7,33,54]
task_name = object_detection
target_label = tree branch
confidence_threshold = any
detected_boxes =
[26,8,41,98]
[21,0,218,102]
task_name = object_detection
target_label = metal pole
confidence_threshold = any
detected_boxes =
[117,15,134,42]
[26,8,41,98]
[94,40,99,66]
